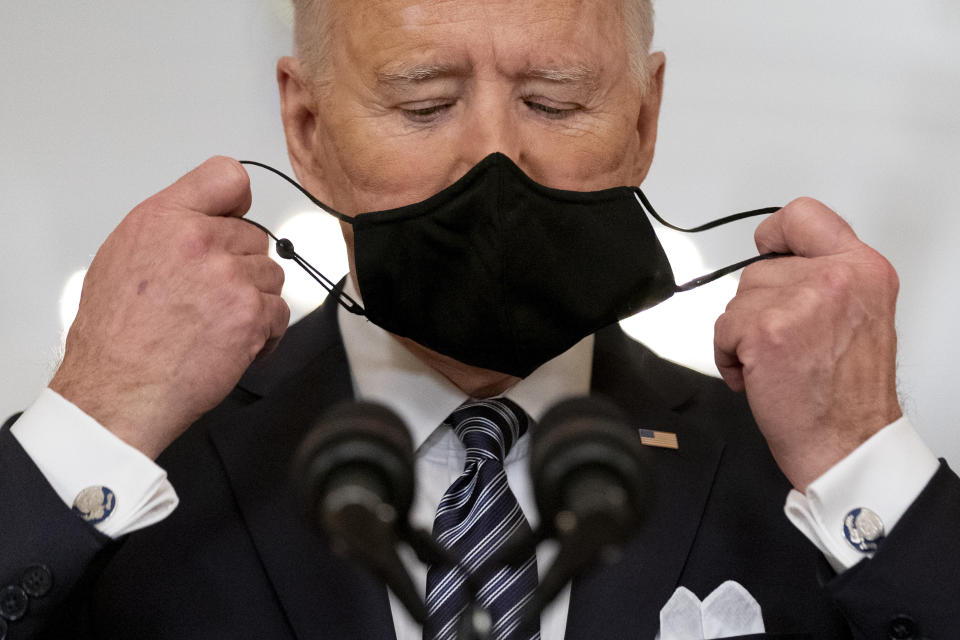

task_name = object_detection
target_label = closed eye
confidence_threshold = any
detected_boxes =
[523,100,578,120]
[401,102,455,123]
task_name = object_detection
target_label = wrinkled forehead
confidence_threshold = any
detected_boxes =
[325,0,629,80]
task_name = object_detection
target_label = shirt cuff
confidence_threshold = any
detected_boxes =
[783,416,938,573]
[10,387,179,538]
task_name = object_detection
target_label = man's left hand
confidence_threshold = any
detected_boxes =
[714,197,902,491]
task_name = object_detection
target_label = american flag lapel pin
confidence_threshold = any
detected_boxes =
[638,428,679,450]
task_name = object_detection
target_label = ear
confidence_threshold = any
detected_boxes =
[276,56,330,198]
[632,52,666,186]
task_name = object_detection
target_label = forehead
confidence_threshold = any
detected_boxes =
[327,0,628,78]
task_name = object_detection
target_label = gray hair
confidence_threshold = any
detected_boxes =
[291,0,655,92]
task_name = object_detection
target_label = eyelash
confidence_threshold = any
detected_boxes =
[523,100,576,120]
[400,99,578,123]
[403,104,454,122]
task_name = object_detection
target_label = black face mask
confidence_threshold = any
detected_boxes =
[241,154,783,378]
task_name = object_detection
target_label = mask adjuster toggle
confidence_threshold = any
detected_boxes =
[238,212,365,316]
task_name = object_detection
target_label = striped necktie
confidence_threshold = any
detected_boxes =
[423,398,540,640]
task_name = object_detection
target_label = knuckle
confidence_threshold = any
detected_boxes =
[125,200,152,223]
[235,288,264,328]
[209,254,242,283]
[714,310,738,344]
[737,262,764,291]
[176,218,215,260]
[794,285,823,310]
[722,295,740,315]
[713,312,728,338]
[271,299,291,338]
[866,249,900,295]
[124,197,173,236]
[251,226,270,254]
[132,188,172,218]
[817,261,855,293]
[755,308,791,350]
[117,208,150,242]
[271,261,286,290]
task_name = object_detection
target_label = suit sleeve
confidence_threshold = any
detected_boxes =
[0,416,116,639]
[826,461,960,639]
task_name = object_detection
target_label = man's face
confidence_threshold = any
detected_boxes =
[283,0,664,216]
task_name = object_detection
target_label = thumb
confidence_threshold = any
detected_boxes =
[165,155,252,218]
[754,197,861,257]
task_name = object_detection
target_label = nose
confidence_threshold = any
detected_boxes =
[455,87,528,177]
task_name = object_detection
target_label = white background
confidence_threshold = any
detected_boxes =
[2,1,958,463]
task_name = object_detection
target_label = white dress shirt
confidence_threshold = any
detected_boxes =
[336,278,592,639]
[10,388,178,537]
[9,276,940,638]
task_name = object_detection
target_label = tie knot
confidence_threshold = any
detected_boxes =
[446,398,529,463]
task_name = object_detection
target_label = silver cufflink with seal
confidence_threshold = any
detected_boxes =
[843,507,885,553]
[72,486,117,525]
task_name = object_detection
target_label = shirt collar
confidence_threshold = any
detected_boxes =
[337,276,594,451]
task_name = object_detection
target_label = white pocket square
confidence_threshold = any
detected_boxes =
[656,580,765,639]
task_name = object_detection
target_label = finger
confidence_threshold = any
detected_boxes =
[715,284,825,392]
[713,288,788,392]
[736,255,808,293]
[714,308,747,392]
[754,197,861,258]
[723,286,786,316]
[258,293,291,357]
[734,252,854,294]
[165,156,252,218]
[214,216,271,256]
[239,254,285,295]
[713,340,744,392]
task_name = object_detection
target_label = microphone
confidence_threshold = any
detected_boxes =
[525,395,650,619]
[291,401,426,623]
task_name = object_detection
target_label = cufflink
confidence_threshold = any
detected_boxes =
[843,507,885,553]
[72,486,117,525]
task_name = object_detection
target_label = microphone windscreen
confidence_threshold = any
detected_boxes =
[531,394,649,537]
[298,401,413,459]
[536,395,628,435]
[291,400,415,531]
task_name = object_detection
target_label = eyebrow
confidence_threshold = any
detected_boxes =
[522,65,593,84]
[520,64,602,96]
[375,61,602,95]
[376,63,473,87]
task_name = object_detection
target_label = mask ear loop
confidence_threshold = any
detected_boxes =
[237,161,364,315]
[632,188,791,292]
[239,160,354,222]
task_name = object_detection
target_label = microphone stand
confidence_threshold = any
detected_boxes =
[293,400,498,637]
[404,527,495,640]
[511,395,651,631]
[322,504,497,639]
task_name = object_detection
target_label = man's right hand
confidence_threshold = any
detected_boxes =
[49,156,289,459]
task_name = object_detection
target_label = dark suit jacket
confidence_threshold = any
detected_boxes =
[2,297,958,639]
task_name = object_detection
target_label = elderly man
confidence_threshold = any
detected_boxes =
[1,0,957,638]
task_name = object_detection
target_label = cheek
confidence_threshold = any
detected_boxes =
[521,116,640,190]
[322,112,465,213]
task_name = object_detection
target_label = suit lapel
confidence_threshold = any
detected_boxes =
[565,325,726,640]
[207,300,396,640]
